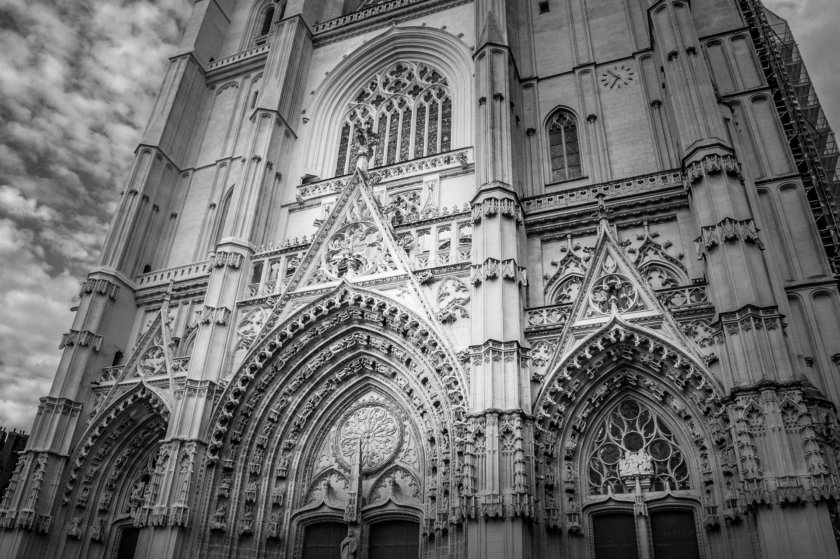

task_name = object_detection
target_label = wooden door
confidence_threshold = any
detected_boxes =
[368,520,419,559]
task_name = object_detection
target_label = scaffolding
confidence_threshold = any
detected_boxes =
[736,0,840,276]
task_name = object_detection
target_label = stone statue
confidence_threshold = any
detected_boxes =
[340,527,358,559]
[352,125,379,172]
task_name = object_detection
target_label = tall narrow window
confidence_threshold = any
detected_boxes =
[334,62,453,176]
[260,7,274,36]
[547,110,582,183]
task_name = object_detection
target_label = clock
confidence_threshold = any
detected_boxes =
[600,64,635,90]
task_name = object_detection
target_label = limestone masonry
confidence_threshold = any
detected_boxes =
[2,0,840,557]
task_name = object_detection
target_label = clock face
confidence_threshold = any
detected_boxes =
[600,64,635,89]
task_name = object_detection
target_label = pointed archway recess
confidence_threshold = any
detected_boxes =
[47,385,169,554]
[200,284,469,552]
[208,282,469,464]
[535,316,727,453]
[64,385,170,499]
[533,317,735,530]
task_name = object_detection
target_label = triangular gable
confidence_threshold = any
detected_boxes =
[285,168,404,293]
[93,297,180,421]
[255,167,451,347]
[547,218,703,368]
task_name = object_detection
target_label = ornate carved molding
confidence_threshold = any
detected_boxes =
[59,329,103,352]
[683,154,741,188]
[199,305,231,326]
[37,396,83,418]
[470,258,527,286]
[714,304,783,337]
[694,217,763,259]
[471,197,523,226]
[79,278,119,300]
[211,250,244,269]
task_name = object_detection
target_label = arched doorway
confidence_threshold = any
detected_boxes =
[368,520,419,559]
[302,522,345,559]
[585,397,703,559]
[115,526,141,559]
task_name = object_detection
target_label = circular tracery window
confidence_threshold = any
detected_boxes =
[587,398,690,494]
[335,403,404,474]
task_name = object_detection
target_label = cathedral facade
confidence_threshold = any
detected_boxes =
[2,0,840,557]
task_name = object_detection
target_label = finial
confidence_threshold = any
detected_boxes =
[595,193,613,232]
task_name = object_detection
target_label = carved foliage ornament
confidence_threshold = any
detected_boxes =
[435,276,470,324]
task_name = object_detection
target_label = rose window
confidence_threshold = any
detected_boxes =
[588,274,637,314]
[336,404,403,473]
[587,398,690,494]
[323,222,384,279]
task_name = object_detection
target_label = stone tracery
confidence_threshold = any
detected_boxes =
[335,61,453,176]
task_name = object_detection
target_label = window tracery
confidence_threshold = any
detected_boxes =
[547,109,582,183]
[587,398,690,494]
[335,62,453,176]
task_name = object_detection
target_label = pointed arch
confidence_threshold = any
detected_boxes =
[545,107,583,183]
[65,385,169,499]
[55,385,168,550]
[300,25,472,178]
[534,318,726,451]
[533,318,732,531]
[201,284,467,550]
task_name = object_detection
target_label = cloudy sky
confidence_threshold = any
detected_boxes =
[0,0,838,431]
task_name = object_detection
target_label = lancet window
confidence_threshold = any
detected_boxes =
[334,62,453,176]
[547,109,582,183]
[253,2,285,46]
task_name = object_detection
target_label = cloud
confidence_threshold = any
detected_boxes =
[0,219,78,429]
[0,0,191,430]
[0,185,58,222]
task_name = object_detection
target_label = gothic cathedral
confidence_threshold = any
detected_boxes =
[2,0,840,558]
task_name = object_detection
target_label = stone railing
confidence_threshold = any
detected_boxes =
[97,366,124,383]
[313,0,424,33]
[656,285,711,310]
[136,261,210,288]
[525,304,571,331]
[96,356,190,384]
[523,170,683,213]
[296,148,472,201]
[253,236,314,258]
[245,280,288,300]
[207,44,270,72]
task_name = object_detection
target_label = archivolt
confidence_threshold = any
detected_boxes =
[207,283,469,461]
[300,25,473,177]
[534,317,729,460]
[65,384,169,498]
[200,286,467,544]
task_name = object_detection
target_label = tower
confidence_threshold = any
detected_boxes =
[2,0,840,557]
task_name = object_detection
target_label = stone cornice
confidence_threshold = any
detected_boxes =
[312,0,472,46]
